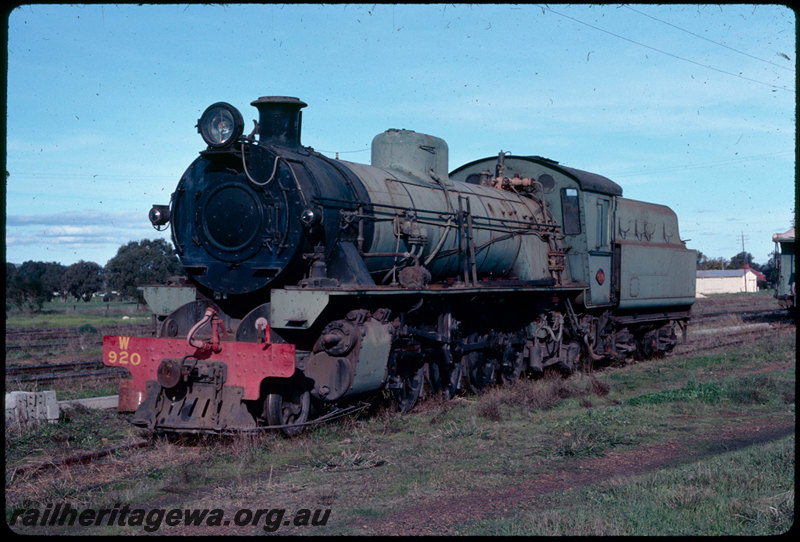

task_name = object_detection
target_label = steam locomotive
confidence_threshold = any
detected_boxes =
[103,96,696,434]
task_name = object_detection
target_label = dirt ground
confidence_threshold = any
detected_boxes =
[362,417,794,535]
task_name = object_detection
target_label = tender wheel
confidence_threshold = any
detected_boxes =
[264,375,311,436]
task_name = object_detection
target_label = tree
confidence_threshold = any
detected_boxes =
[760,250,781,287]
[6,260,66,312]
[695,251,706,270]
[105,239,183,299]
[63,260,104,301]
[697,254,730,270]
[6,262,20,308]
[729,251,756,270]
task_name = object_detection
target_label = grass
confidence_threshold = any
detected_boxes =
[4,293,795,535]
[5,405,138,467]
[472,435,794,536]
[5,298,152,366]
[6,337,794,534]
[51,383,122,401]
[6,298,151,329]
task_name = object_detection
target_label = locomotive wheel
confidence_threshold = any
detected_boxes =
[392,366,426,413]
[427,360,446,395]
[427,350,463,399]
[465,350,496,393]
[264,376,311,436]
[636,331,659,361]
[499,349,525,386]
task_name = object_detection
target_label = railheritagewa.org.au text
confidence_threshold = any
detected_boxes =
[9,503,331,533]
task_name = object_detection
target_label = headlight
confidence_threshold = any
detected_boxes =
[300,206,321,227]
[149,204,170,229]
[197,102,244,148]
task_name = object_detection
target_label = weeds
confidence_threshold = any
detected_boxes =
[627,372,795,408]
[723,374,795,406]
[477,372,610,422]
[551,423,638,458]
[627,379,723,406]
[5,405,136,465]
[310,448,386,472]
[433,419,486,440]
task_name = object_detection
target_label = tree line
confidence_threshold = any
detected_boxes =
[696,249,780,281]
[6,242,783,313]
[6,239,183,312]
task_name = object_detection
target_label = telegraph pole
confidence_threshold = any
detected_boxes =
[740,231,750,266]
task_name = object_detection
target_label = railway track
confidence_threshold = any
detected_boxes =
[7,440,152,481]
[688,307,789,324]
[674,320,794,356]
[6,323,153,352]
[7,322,152,339]
[5,360,130,384]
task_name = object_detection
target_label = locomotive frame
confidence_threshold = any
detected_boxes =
[104,96,696,435]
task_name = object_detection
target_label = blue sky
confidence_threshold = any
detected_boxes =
[5,3,795,268]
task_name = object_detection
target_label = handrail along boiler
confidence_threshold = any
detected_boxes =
[103,96,696,434]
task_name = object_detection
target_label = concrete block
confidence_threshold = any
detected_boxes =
[5,390,59,431]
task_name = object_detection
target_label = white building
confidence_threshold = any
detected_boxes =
[696,269,759,295]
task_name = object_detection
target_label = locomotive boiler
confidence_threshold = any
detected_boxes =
[104,96,696,435]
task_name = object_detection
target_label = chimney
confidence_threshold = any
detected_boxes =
[250,96,307,148]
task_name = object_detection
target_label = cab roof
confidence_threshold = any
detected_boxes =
[450,155,623,196]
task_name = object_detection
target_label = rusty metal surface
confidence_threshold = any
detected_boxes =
[131,380,255,431]
[102,335,295,400]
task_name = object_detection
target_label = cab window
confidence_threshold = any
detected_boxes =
[561,188,581,234]
[596,199,609,248]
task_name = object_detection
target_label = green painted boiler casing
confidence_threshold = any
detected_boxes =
[340,129,556,282]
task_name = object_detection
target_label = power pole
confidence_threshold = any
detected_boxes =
[739,231,751,267]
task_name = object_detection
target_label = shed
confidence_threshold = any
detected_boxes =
[696,268,759,295]
[740,264,767,285]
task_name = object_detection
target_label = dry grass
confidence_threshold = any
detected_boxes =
[478,372,610,421]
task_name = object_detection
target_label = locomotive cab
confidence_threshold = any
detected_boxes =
[449,154,625,302]
[449,155,696,313]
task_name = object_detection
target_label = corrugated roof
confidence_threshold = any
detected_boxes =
[740,264,767,281]
[696,270,750,278]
